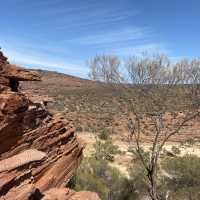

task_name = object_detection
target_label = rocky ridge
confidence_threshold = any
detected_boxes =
[0,50,101,200]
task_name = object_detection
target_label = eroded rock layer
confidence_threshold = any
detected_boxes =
[0,50,101,200]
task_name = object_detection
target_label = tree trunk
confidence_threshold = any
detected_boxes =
[148,169,159,200]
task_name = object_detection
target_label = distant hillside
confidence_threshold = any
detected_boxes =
[21,68,125,134]
[21,69,95,96]
[21,68,200,143]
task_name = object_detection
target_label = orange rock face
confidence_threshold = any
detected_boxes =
[0,51,101,200]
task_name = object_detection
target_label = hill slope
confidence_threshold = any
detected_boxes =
[22,69,95,95]
[21,69,200,144]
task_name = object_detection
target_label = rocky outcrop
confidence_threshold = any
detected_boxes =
[0,50,101,200]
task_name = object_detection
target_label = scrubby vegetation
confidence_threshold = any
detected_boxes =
[68,139,147,200]
[93,139,120,161]
[69,157,140,200]
[68,139,200,200]
[87,54,200,200]
[171,146,181,155]
[99,128,110,140]
[162,155,200,199]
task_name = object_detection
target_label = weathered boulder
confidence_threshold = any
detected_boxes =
[0,50,101,200]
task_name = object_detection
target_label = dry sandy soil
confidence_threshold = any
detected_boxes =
[78,131,200,176]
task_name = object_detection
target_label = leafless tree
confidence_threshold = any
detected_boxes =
[88,54,200,200]
[88,55,122,83]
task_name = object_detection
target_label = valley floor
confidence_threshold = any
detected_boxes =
[78,131,200,176]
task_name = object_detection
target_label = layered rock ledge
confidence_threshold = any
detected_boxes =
[0,50,101,200]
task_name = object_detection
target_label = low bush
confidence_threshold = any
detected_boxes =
[99,128,110,140]
[93,139,121,161]
[69,157,142,200]
[171,146,181,155]
[161,155,200,199]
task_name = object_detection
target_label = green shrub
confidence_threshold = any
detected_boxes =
[69,157,140,200]
[128,147,150,164]
[161,155,200,199]
[128,162,148,197]
[171,146,181,155]
[185,138,195,146]
[69,158,108,199]
[93,139,120,161]
[99,128,110,140]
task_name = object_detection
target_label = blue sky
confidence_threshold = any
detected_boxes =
[0,0,200,78]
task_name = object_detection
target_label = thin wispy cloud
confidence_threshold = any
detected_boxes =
[0,0,181,78]
[31,1,139,32]
[71,27,148,46]
[111,43,169,56]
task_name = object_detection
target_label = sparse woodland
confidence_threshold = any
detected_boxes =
[83,54,200,200]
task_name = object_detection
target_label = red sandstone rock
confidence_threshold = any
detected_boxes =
[1,64,41,82]
[0,50,101,200]
[0,51,40,92]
